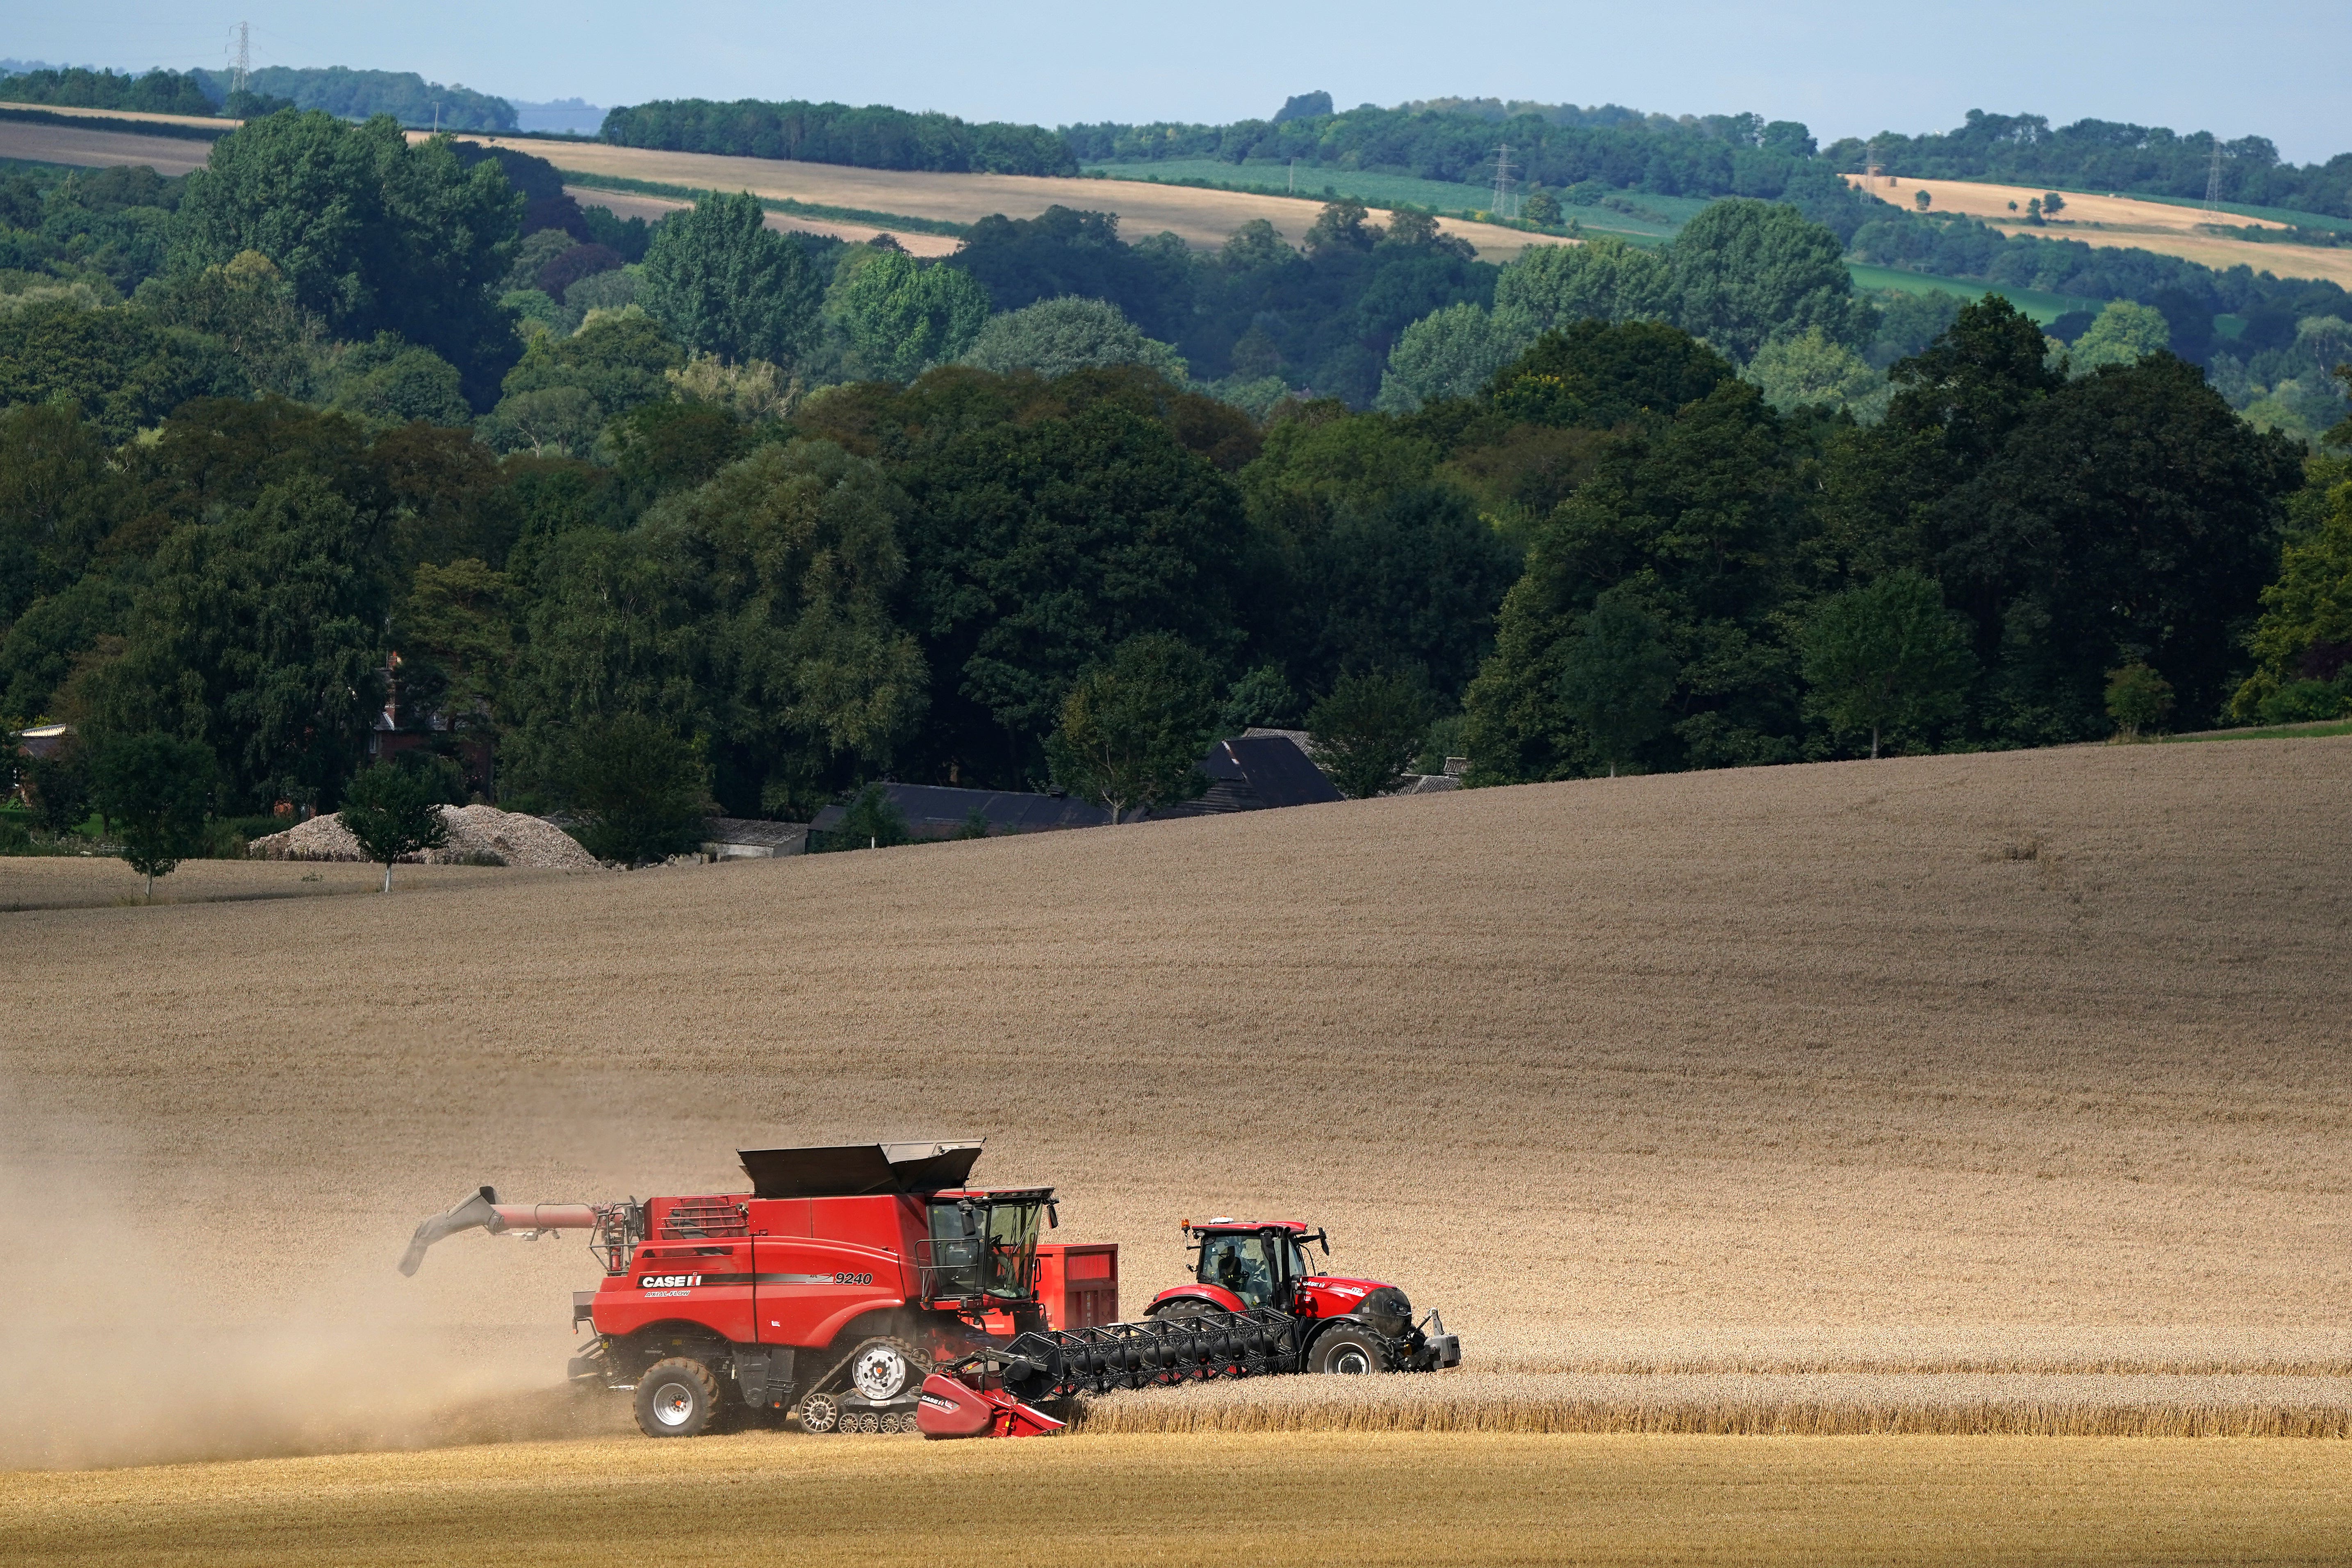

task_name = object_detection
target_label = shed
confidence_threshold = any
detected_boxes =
[702,818,809,858]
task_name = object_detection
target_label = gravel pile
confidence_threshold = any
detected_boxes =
[246,805,601,871]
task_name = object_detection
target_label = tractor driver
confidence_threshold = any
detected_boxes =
[1204,1238,1275,1308]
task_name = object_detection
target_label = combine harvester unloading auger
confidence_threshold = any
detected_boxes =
[400,1141,1459,1439]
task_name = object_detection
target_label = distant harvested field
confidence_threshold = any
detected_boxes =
[0,99,233,131]
[0,118,210,175]
[7,1432,2349,1567]
[2,737,2350,1477]
[1843,261,2098,324]
[1844,173,2352,288]
[565,186,961,256]
[435,134,1575,259]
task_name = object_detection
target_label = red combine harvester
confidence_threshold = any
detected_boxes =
[400,1141,1459,1440]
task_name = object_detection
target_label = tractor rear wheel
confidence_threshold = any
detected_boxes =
[634,1357,721,1436]
[844,1336,930,1402]
[1309,1327,1382,1375]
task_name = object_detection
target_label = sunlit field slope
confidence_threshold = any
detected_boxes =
[3,740,2347,1450]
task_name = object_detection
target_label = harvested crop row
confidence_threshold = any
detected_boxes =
[1069,1372,2352,1439]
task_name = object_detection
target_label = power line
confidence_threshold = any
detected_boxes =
[228,20,250,97]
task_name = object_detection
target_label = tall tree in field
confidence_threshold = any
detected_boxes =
[638,190,822,365]
[1046,633,1217,823]
[91,732,216,895]
[1799,571,1975,757]
[339,761,450,891]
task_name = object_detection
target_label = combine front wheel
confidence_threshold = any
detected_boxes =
[634,1358,722,1436]
[1309,1327,1381,1375]
[799,1392,840,1433]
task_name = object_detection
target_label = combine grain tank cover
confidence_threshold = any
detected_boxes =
[737,1141,984,1199]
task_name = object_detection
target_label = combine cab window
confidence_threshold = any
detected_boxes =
[926,1197,1044,1302]
[1197,1235,1282,1309]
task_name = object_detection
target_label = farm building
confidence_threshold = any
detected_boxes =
[702,818,809,858]
[1146,735,1343,817]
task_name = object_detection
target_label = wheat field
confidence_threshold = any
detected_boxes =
[4,739,2350,1556]
[5,1431,2349,1567]
[1843,173,2352,288]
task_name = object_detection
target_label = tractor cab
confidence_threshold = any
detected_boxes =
[1179,1218,1326,1311]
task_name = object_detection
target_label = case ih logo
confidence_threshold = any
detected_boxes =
[638,1274,702,1289]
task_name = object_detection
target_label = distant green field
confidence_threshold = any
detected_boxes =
[1085,159,1699,244]
[1844,262,2099,324]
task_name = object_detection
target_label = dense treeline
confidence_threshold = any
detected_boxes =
[5,108,2348,851]
[1825,111,2352,217]
[0,63,515,131]
[600,99,1077,177]
[195,66,517,132]
[0,66,217,117]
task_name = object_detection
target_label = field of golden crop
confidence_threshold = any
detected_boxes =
[435,135,1571,259]
[7,1431,2351,1567]
[5,739,2350,1557]
[0,119,211,175]
[562,185,962,256]
[1843,173,2352,289]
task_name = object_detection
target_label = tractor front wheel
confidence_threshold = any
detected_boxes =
[1309,1327,1382,1375]
[634,1357,721,1437]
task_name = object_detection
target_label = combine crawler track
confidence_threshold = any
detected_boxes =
[998,1307,1305,1401]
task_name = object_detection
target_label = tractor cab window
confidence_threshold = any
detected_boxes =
[1284,1236,1311,1281]
[1197,1234,1281,1309]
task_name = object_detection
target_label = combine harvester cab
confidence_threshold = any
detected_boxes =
[401,1150,1460,1441]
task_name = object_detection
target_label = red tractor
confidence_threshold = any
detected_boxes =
[400,1142,1458,1440]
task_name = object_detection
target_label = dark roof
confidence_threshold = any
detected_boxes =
[1154,736,1345,817]
[808,783,1111,839]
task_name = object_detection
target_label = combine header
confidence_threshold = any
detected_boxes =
[401,1141,1457,1439]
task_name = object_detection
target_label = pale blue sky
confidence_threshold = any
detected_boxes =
[15,0,2348,163]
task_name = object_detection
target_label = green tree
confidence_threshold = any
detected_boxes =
[830,250,992,381]
[1306,669,1430,798]
[2228,477,2352,722]
[1746,326,1881,414]
[1375,302,1535,412]
[825,782,910,849]
[2104,663,2174,740]
[2066,301,2170,373]
[557,713,709,865]
[961,296,1188,381]
[1521,190,1562,226]
[1667,198,1870,363]
[103,474,388,808]
[1557,587,1676,776]
[1492,236,1674,335]
[906,404,1251,784]
[2041,191,2066,217]
[1045,633,1218,823]
[339,760,450,890]
[90,731,217,894]
[172,112,524,403]
[1799,571,1975,757]
[0,298,248,442]
[637,190,822,365]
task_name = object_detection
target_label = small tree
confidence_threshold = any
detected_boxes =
[559,714,710,865]
[90,733,217,896]
[2042,191,2066,217]
[1914,189,1932,211]
[1521,190,1562,226]
[1307,670,1432,799]
[827,783,911,850]
[1046,634,1218,824]
[340,762,450,892]
[1799,571,1976,758]
[2106,663,2175,740]
[1558,589,1676,778]
[2025,197,2044,225]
